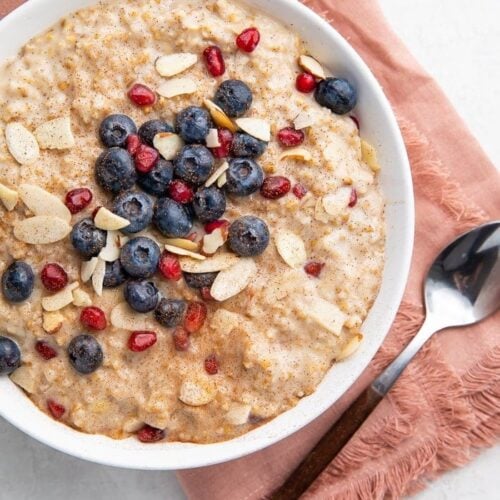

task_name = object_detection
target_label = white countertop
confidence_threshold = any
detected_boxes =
[1,0,498,499]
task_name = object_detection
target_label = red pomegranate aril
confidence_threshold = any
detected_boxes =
[204,219,230,234]
[173,327,190,351]
[126,134,141,155]
[137,424,165,443]
[128,83,156,107]
[134,144,159,174]
[65,188,93,214]
[47,400,66,420]
[211,128,233,159]
[128,331,157,352]
[296,72,317,93]
[40,263,68,292]
[277,127,305,148]
[236,27,261,52]
[158,251,182,281]
[204,354,219,375]
[304,261,325,278]
[203,45,226,77]
[184,302,207,334]
[168,179,194,204]
[350,115,360,130]
[200,287,214,301]
[261,176,291,199]
[292,183,308,199]
[35,341,58,360]
[348,188,358,208]
[80,306,107,331]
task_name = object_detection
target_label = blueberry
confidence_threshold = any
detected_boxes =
[231,133,267,158]
[1,261,34,303]
[103,260,128,288]
[67,334,103,375]
[137,159,174,196]
[183,272,218,290]
[138,119,174,146]
[95,147,137,194]
[120,237,160,278]
[192,186,226,223]
[314,77,358,115]
[0,336,21,375]
[113,191,153,234]
[228,216,270,257]
[99,114,137,148]
[174,145,214,185]
[154,298,187,327]
[154,198,193,237]
[124,280,159,313]
[214,80,253,118]
[225,158,264,196]
[175,106,211,144]
[70,218,107,258]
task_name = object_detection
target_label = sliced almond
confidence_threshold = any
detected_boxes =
[94,207,130,231]
[210,258,257,302]
[110,301,156,331]
[337,333,363,361]
[314,197,330,223]
[72,288,93,307]
[202,228,227,255]
[42,311,64,334]
[279,147,312,162]
[322,187,352,216]
[275,230,307,268]
[164,244,206,260]
[10,366,36,393]
[41,282,79,312]
[180,252,240,273]
[157,77,197,98]
[34,117,75,150]
[81,257,99,283]
[226,403,252,425]
[99,230,121,262]
[206,128,221,148]
[298,55,326,79]
[179,378,217,407]
[155,53,198,77]
[217,172,227,188]
[293,109,318,130]
[235,118,271,142]
[92,258,106,297]
[14,216,71,244]
[5,123,40,165]
[153,132,184,161]
[361,140,381,172]
[18,184,71,223]
[0,182,18,211]
[205,161,229,188]
[203,99,238,133]
[302,296,347,336]
[163,238,199,252]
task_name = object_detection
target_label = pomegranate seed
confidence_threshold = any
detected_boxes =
[173,327,190,351]
[292,183,308,199]
[47,400,66,420]
[158,251,182,281]
[277,127,305,147]
[128,331,157,352]
[204,219,230,234]
[126,134,141,155]
[134,144,159,174]
[65,188,93,214]
[168,180,194,204]
[204,354,219,375]
[350,115,360,130]
[41,263,68,292]
[200,287,214,301]
[210,128,233,159]
[304,261,325,278]
[203,45,226,77]
[348,188,358,208]
[236,27,260,52]
[261,176,291,199]
[184,302,207,333]
[137,424,165,443]
[296,73,317,93]
[35,341,58,360]
[80,306,107,331]
[128,83,156,107]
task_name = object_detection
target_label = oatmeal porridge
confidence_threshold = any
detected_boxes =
[0,0,384,444]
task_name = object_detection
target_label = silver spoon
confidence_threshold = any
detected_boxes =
[272,221,500,500]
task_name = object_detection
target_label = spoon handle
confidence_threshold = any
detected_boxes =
[270,318,438,500]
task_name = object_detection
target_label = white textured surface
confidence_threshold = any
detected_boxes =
[0,0,499,498]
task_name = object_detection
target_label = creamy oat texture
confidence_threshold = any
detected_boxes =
[0,0,384,442]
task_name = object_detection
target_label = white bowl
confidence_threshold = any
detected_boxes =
[0,0,414,470]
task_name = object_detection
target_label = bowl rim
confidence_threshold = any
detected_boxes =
[0,0,414,470]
